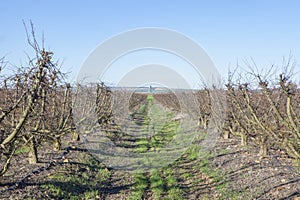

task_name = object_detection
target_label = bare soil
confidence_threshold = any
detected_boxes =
[0,134,299,200]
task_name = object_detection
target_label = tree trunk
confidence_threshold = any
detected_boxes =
[73,131,80,141]
[241,132,248,146]
[53,138,61,151]
[259,137,268,157]
[223,131,230,140]
[28,137,38,164]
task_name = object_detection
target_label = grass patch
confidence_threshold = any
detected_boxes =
[179,147,242,199]
[132,102,180,153]
[15,146,29,155]
[166,187,183,200]
[41,154,110,199]
[150,170,164,199]
[181,172,192,179]
[147,94,154,105]
[127,173,148,200]
[84,190,99,199]
[216,182,244,200]
[164,168,183,200]
[185,145,202,160]
[219,148,230,155]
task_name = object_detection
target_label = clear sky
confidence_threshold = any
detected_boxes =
[1,0,300,86]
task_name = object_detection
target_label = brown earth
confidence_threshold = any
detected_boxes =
[0,134,299,200]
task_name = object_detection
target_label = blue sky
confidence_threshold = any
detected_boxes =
[1,0,299,86]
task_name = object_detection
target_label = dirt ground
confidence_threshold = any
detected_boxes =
[0,134,299,200]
